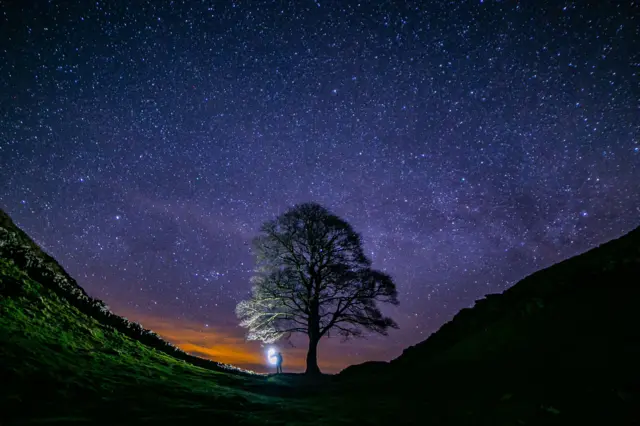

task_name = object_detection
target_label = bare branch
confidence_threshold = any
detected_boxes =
[235,202,399,367]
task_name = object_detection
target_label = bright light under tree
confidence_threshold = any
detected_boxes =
[267,347,278,365]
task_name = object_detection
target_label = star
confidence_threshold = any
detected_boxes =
[0,0,637,373]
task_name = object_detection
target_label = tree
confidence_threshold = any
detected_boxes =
[236,202,399,375]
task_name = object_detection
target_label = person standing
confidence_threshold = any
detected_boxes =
[275,352,283,374]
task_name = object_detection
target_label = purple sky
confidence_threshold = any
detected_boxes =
[1,0,638,372]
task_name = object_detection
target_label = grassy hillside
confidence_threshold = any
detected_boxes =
[0,209,349,425]
[0,209,249,375]
[0,257,341,425]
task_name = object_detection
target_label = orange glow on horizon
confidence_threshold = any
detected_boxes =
[116,310,371,373]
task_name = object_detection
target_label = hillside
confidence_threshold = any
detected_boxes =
[0,208,248,375]
[396,225,640,368]
[340,226,640,424]
[0,209,350,425]
[405,226,639,368]
[1,258,270,424]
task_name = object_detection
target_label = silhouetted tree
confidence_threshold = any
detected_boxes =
[236,202,399,375]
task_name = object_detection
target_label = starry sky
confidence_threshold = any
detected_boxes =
[1,0,638,373]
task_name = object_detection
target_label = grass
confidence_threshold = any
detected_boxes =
[0,258,355,425]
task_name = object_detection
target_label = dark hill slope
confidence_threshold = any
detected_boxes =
[339,226,640,424]
[396,225,640,369]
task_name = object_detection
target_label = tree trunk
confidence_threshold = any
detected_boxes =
[305,336,321,375]
[306,295,322,375]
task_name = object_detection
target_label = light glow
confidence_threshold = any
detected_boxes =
[267,347,278,365]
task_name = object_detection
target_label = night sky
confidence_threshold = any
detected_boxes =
[1,1,638,373]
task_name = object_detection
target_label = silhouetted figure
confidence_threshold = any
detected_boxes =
[275,352,283,374]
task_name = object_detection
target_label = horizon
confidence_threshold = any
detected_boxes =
[1,1,638,373]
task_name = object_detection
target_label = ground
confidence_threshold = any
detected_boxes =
[0,258,353,425]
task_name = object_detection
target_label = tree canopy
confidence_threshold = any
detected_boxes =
[236,202,399,374]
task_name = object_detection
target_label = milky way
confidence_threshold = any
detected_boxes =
[1,1,638,371]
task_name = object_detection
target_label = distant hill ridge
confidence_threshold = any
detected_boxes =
[0,208,252,375]
[396,225,640,366]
